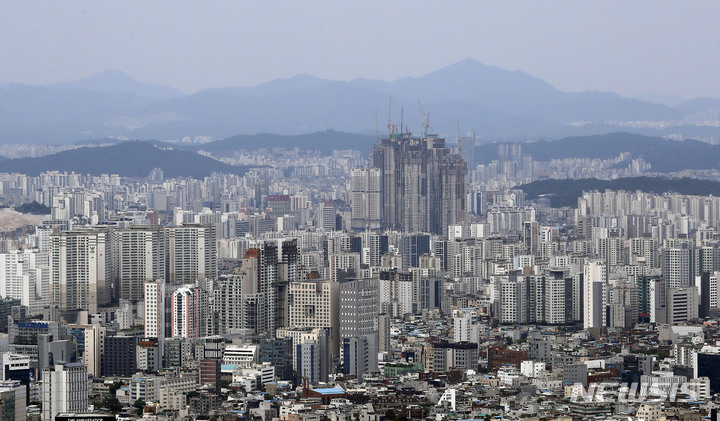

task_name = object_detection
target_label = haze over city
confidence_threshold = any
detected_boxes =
[2,1,720,99]
[5,2,720,421]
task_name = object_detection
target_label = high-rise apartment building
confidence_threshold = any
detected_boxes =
[374,134,466,235]
[363,232,388,267]
[114,225,167,302]
[245,242,278,335]
[144,280,166,353]
[0,249,50,314]
[350,167,381,231]
[584,260,608,329]
[168,224,217,284]
[171,286,208,339]
[210,272,265,335]
[662,243,693,289]
[50,228,112,314]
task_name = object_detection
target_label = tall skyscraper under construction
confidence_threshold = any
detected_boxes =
[374,133,466,235]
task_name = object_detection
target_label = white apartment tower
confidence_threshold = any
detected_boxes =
[350,167,381,231]
[662,244,693,289]
[50,228,112,314]
[584,260,608,329]
[0,249,50,313]
[114,225,167,302]
[144,280,166,351]
[168,224,217,284]
[171,286,207,339]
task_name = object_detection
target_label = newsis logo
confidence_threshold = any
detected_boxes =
[568,381,707,403]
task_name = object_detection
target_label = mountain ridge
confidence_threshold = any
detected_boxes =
[1,59,719,144]
[0,141,247,178]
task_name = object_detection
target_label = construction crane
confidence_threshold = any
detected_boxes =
[418,101,429,138]
[385,97,401,137]
[375,109,380,151]
[457,121,463,157]
[387,97,393,138]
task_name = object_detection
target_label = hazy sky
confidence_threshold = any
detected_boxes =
[2,1,719,99]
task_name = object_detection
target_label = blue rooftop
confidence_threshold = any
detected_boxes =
[311,387,345,395]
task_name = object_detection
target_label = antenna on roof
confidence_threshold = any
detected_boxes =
[400,107,404,136]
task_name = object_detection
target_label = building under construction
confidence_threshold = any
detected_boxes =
[373,132,466,235]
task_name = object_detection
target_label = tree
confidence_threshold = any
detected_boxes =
[133,399,146,410]
[108,380,125,395]
[385,409,396,420]
[100,396,123,413]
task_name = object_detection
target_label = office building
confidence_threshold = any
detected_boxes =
[400,233,430,270]
[0,380,25,421]
[343,335,373,378]
[666,287,699,324]
[339,278,379,340]
[199,358,221,393]
[287,280,340,357]
[260,338,294,381]
[137,338,161,372]
[68,324,105,378]
[102,336,137,377]
[42,362,88,421]
[163,337,194,369]
[296,329,331,386]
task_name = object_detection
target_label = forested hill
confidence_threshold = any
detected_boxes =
[196,130,375,156]
[0,141,248,178]
[519,176,720,208]
[475,133,720,173]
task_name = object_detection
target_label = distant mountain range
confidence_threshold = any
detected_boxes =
[0,141,247,178]
[2,59,720,144]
